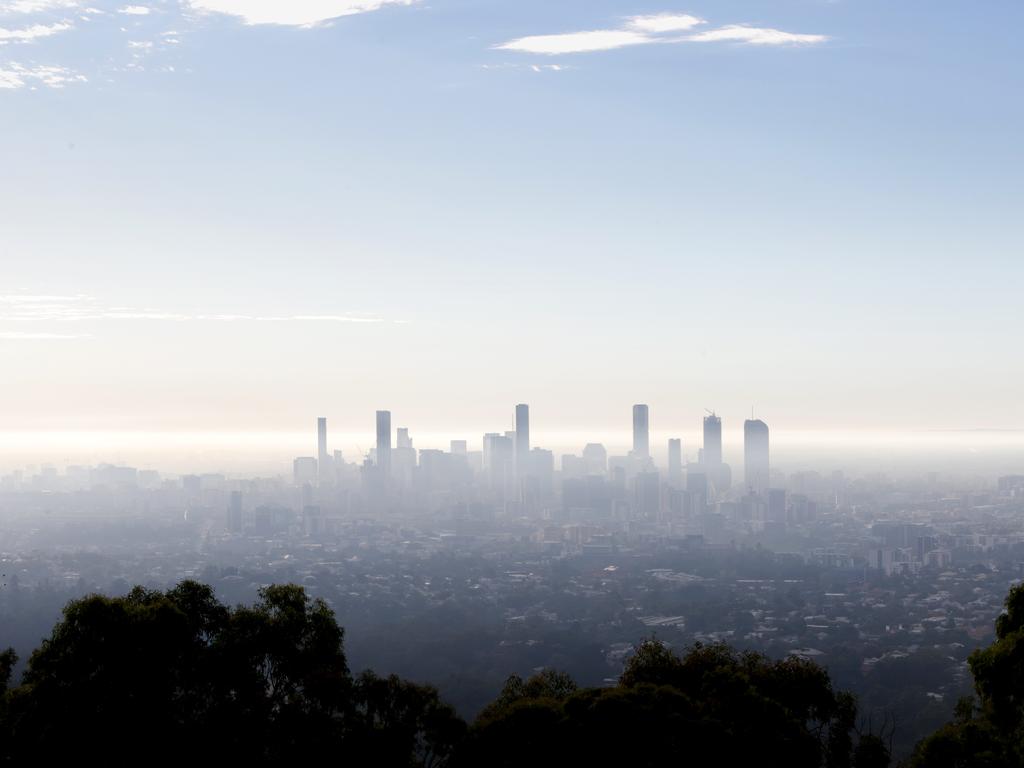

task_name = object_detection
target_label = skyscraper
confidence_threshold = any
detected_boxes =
[668,438,682,485]
[317,417,329,486]
[293,456,317,486]
[632,404,650,459]
[703,413,722,468]
[583,443,608,476]
[515,404,530,477]
[376,410,392,480]
[744,418,770,496]
[483,432,513,494]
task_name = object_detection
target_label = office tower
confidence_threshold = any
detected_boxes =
[317,417,329,486]
[483,432,514,492]
[450,440,467,456]
[583,443,608,476]
[515,404,530,477]
[632,404,650,459]
[293,457,317,486]
[393,427,416,488]
[668,438,682,485]
[703,413,722,467]
[633,472,661,520]
[744,419,770,496]
[561,454,587,480]
[376,410,392,480]
[686,467,709,517]
[529,447,555,494]
[227,490,243,533]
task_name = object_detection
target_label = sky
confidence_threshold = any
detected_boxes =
[1,0,1023,467]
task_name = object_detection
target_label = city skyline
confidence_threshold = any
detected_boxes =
[5,405,1024,477]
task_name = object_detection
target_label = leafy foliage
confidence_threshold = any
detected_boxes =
[455,638,888,768]
[0,581,460,765]
[909,583,1024,767]
[0,580,901,767]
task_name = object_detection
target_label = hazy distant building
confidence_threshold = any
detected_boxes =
[528,447,554,495]
[686,467,708,515]
[633,471,660,520]
[317,417,330,486]
[293,456,317,486]
[515,404,530,478]
[393,427,416,488]
[450,440,467,456]
[376,410,392,480]
[583,443,607,476]
[744,419,770,496]
[562,454,586,480]
[703,413,722,468]
[668,438,682,486]
[483,432,514,493]
[702,412,730,493]
[632,404,650,459]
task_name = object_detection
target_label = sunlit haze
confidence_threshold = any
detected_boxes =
[2,0,1022,474]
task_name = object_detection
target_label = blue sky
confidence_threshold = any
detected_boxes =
[1,0,1022,449]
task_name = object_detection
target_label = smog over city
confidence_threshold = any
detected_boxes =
[1,1,1022,765]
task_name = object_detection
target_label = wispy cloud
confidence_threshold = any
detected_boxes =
[495,11,827,56]
[626,14,703,33]
[0,0,79,14]
[0,0,423,91]
[497,29,649,56]
[0,20,72,41]
[0,61,85,87]
[689,25,828,46]
[289,315,385,323]
[481,62,568,74]
[184,0,418,28]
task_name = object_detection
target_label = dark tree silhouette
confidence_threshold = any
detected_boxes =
[455,638,888,768]
[0,581,901,767]
[909,583,1024,768]
[0,581,462,766]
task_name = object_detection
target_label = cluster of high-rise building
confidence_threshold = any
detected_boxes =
[291,405,774,526]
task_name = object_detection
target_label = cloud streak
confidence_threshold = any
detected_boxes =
[0,0,79,14]
[689,25,827,46]
[497,29,649,56]
[184,0,417,27]
[0,20,72,41]
[496,12,827,56]
[626,14,702,33]
[0,61,85,87]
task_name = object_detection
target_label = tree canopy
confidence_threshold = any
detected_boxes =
[909,583,1024,768]
[0,581,462,765]
[455,638,888,768]
[0,580,895,767]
